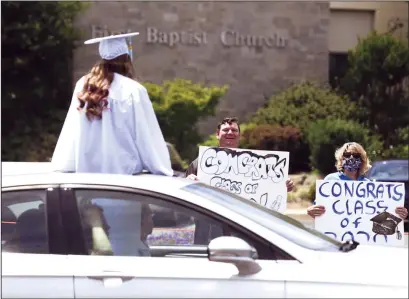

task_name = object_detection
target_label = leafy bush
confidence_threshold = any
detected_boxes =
[306,119,383,176]
[338,31,409,149]
[251,81,355,131]
[145,79,228,161]
[200,134,219,148]
[240,124,310,173]
[1,110,67,161]
[379,127,409,160]
[2,2,88,161]
[248,82,355,173]
[166,142,188,171]
[307,182,316,204]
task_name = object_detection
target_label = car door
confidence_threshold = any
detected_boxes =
[1,186,74,298]
[59,184,286,298]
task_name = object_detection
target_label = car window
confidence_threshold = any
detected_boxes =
[73,189,284,260]
[1,190,49,254]
[369,163,409,180]
[182,183,342,251]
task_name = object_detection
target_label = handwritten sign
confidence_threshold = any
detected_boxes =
[315,180,406,247]
[197,146,289,213]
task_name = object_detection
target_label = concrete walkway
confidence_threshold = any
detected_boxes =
[285,208,311,222]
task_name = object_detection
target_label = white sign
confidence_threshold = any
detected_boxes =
[197,146,289,213]
[315,180,405,247]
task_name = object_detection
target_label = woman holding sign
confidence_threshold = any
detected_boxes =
[307,142,408,219]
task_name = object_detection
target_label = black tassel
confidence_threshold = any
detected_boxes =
[396,230,402,240]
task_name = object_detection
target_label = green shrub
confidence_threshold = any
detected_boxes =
[248,82,355,172]
[1,109,67,162]
[306,119,383,176]
[240,124,310,173]
[2,2,88,161]
[307,182,316,204]
[251,81,355,131]
[379,127,409,160]
[339,31,409,149]
[166,142,188,171]
[200,134,219,147]
[145,79,228,161]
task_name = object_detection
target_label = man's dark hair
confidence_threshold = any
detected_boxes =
[217,117,240,132]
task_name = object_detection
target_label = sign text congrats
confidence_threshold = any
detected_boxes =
[314,180,405,247]
[197,146,289,213]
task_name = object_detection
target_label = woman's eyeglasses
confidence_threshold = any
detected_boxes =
[343,152,361,159]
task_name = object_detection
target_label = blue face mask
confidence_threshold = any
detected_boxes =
[342,157,362,172]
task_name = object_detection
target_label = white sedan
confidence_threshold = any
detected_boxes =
[1,163,408,298]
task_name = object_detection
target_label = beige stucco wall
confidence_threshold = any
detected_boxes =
[330,1,409,41]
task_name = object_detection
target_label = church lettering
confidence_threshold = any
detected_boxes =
[90,25,288,49]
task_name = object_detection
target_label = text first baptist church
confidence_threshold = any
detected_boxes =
[72,1,408,135]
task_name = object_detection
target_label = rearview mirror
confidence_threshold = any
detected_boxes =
[208,236,262,276]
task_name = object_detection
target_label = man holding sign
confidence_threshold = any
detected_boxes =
[309,142,407,246]
[185,117,292,245]
[185,117,294,193]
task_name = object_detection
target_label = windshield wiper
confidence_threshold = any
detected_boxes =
[339,239,359,252]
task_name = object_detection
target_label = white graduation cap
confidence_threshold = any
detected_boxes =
[84,32,140,60]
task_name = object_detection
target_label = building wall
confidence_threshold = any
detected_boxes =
[330,1,409,41]
[73,2,330,136]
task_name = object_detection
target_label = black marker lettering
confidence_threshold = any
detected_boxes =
[199,147,287,182]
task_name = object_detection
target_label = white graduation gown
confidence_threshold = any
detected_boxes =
[51,73,173,176]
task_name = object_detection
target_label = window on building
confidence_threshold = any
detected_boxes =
[328,52,349,89]
[328,9,375,88]
[329,9,375,52]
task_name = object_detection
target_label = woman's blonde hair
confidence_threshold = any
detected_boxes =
[77,54,135,120]
[335,142,372,176]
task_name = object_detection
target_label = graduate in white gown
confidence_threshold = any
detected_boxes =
[51,32,173,176]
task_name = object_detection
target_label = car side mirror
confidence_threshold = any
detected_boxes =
[208,236,262,276]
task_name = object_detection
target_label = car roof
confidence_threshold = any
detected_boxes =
[367,160,408,182]
[372,160,409,165]
[2,162,54,176]
[1,162,192,194]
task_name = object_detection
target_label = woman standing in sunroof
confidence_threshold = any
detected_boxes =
[51,32,173,176]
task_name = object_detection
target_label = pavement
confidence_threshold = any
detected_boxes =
[285,209,409,247]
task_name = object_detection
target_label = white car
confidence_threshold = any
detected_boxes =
[1,163,408,298]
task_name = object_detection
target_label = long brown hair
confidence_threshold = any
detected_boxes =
[77,54,134,120]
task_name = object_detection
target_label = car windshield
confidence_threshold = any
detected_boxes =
[369,162,409,180]
[182,183,342,251]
